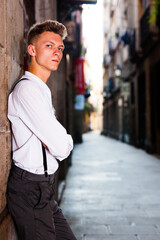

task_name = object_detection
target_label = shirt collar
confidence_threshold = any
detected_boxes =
[23,71,51,93]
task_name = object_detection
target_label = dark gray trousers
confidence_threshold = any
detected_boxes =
[6,165,77,240]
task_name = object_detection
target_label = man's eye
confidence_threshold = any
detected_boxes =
[47,44,52,48]
[59,48,64,52]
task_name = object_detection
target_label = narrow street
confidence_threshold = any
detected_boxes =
[60,131,160,240]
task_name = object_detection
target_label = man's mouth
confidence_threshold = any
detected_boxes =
[52,59,59,63]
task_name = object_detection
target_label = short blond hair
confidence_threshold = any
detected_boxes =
[27,20,68,44]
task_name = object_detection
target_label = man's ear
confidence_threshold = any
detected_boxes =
[27,44,36,57]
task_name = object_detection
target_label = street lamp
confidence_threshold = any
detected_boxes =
[115,65,121,77]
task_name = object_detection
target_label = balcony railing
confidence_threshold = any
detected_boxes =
[140,5,160,47]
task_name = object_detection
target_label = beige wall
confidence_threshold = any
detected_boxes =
[0,0,24,239]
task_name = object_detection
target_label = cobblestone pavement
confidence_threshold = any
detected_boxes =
[60,131,160,240]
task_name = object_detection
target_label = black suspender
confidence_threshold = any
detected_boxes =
[10,78,48,177]
[42,144,48,177]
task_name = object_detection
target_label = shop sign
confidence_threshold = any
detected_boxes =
[73,58,85,94]
[74,94,85,110]
[121,82,130,97]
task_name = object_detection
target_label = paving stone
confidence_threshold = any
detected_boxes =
[100,236,137,240]
[84,216,128,225]
[146,209,160,218]
[127,217,160,226]
[84,234,109,240]
[109,225,160,235]
[138,235,160,240]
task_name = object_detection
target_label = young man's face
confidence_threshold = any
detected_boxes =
[29,31,64,73]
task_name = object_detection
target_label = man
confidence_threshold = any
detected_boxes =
[7,20,77,240]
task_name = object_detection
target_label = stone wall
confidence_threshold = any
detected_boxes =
[0,0,69,238]
[0,0,24,239]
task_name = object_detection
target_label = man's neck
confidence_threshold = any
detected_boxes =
[28,65,51,84]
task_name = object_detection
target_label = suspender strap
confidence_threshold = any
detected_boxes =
[10,78,29,93]
[11,78,48,177]
[42,144,48,177]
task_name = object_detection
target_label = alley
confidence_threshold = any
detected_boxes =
[60,131,160,240]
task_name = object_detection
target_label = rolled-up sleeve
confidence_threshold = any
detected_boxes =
[13,82,73,160]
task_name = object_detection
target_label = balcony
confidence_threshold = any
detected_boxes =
[140,5,160,48]
[103,76,120,100]
[103,54,111,68]
[120,29,142,63]
[109,35,119,55]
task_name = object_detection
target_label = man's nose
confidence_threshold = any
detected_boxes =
[54,48,61,55]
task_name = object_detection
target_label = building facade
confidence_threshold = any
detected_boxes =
[102,0,160,155]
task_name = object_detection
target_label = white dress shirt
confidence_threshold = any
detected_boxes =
[8,71,73,174]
